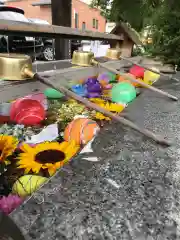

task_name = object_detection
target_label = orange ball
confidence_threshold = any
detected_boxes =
[78,79,85,84]
[118,76,129,83]
[118,73,142,87]
[64,118,100,145]
[99,79,108,88]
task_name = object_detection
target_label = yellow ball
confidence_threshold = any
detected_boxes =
[12,175,48,197]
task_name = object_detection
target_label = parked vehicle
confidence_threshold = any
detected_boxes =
[28,18,54,61]
[0,6,43,61]
[28,18,82,61]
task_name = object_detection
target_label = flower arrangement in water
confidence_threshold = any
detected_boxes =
[0,70,142,211]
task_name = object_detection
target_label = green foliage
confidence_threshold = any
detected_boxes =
[92,0,180,66]
[132,46,144,57]
[150,3,180,66]
[91,0,162,31]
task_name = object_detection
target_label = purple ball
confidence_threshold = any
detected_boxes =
[87,84,102,93]
[85,78,98,85]
[85,78,102,93]
[97,73,110,83]
[87,92,101,98]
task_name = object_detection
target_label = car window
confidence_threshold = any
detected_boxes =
[0,11,29,22]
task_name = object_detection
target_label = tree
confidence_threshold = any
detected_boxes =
[150,0,180,66]
[91,0,162,31]
[91,0,180,67]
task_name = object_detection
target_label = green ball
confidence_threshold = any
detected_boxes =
[111,82,136,104]
[44,88,64,99]
[108,72,116,83]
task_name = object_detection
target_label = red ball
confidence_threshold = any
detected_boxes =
[129,65,145,79]
[15,110,44,125]
[10,99,45,125]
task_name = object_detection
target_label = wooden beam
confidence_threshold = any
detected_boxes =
[0,20,123,40]
[51,0,71,60]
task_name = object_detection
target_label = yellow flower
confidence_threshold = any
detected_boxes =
[90,98,106,104]
[0,135,18,164]
[90,98,125,121]
[17,141,80,176]
[95,112,110,121]
[102,102,125,112]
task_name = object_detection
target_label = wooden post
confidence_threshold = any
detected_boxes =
[51,0,72,60]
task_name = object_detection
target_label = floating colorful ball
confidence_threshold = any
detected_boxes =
[111,82,136,104]
[10,99,45,126]
[12,175,48,197]
[44,88,64,99]
[64,117,100,145]
[71,84,87,97]
[129,65,145,79]
[118,73,143,87]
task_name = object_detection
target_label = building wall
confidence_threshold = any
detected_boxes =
[121,38,134,57]
[6,0,52,22]
[6,0,106,32]
[72,0,105,32]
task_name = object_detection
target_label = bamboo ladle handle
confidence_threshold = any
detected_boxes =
[95,61,178,101]
[120,56,180,82]
[34,73,171,146]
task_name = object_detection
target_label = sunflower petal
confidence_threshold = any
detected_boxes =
[20,143,33,153]
[24,168,31,174]
[48,167,56,176]
[0,135,18,163]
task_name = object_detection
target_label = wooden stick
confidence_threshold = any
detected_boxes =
[98,62,178,101]
[36,74,172,146]
[120,56,180,82]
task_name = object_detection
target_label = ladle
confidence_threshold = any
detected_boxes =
[72,50,178,101]
[0,53,171,146]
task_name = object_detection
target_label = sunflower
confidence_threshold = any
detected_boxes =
[17,141,80,176]
[0,135,18,164]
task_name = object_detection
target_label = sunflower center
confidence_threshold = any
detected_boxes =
[35,150,65,164]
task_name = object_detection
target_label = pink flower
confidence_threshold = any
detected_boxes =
[0,194,23,214]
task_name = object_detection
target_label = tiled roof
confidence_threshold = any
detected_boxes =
[110,22,142,45]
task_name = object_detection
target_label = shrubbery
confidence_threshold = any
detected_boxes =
[148,3,180,67]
